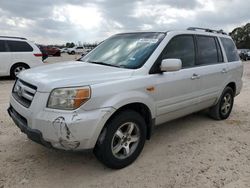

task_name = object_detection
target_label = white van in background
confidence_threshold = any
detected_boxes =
[0,36,44,78]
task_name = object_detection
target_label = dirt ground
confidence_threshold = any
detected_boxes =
[1,57,250,188]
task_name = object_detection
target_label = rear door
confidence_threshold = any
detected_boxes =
[194,35,228,104]
[0,40,12,76]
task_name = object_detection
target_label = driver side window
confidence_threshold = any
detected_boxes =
[162,35,195,68]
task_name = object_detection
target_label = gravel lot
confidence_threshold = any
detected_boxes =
[1,57,250,188]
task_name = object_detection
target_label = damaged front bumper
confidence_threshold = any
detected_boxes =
[9,94,115,151]
[8,106,53,149]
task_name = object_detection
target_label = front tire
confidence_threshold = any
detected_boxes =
[209,87,234,120]
[94,110,146,169]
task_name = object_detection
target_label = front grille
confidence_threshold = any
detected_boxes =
[12,79,37,108]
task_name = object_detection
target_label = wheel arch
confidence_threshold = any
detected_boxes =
[10,62,30,75]
[226,82,236,96]
[96,102,155,149]
[110,102,154,140]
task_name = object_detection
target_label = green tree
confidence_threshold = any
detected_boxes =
[230,23,250,49]
[65,42,75,48]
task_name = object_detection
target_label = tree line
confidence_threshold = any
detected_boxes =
[230,23,250,49]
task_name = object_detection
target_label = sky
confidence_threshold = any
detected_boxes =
[0,0,249,45]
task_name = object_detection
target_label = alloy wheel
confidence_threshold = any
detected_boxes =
[221,93,232,116]
[14,66,26,76]
[111,122,140,160]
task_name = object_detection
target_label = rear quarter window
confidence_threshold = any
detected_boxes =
[220,38,239,62]
[6,40,33,52]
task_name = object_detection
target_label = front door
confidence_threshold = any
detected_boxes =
[151,35,203,125]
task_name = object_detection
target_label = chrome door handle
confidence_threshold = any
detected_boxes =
[221,68,228,73]
[191,73,201,80]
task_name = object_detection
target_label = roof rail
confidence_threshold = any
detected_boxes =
[0,36,27,40]
[187,27,227,35]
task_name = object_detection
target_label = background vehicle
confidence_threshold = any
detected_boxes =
[238,49,250,61]
[43,46,61,56]
[67,46,86,55]
[8,28,243,169]
[60,48,68,53]
[0,36,44,78]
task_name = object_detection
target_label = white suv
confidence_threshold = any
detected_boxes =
[67,46,87,55]
[0,36,44,78]
[8,28,243,169]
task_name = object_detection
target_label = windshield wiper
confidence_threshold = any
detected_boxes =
[87,61,121,68]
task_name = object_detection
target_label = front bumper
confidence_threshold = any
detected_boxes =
[8,106,52,148]
[9,94,115,151]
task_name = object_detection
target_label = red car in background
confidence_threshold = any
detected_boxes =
[37,45,61,57]
[43,46,61,56]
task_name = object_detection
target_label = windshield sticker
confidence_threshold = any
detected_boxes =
[138,38,158,44]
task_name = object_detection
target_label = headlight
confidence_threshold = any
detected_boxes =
[47,86,91,110]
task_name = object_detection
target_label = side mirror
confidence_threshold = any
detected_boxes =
[160,59,182,72]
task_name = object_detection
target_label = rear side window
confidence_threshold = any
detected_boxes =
[6,40,33,52]
[220,38,240,62]
[0,40,6,52]
[163,35,195,68]
[76,47,83,49]
[196,36,221,65]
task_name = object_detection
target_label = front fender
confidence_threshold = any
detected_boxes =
[103,90,156,118]
[83,89,156,119]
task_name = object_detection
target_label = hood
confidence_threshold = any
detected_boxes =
[18,61,134,92]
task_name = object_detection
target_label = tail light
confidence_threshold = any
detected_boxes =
[34,53,43,57]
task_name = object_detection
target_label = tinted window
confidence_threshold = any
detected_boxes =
[0,40,6,52]
[76,47,83,49]
[196,36,219,65]
[220,38,240,62]
[6,40,33,52]
[163,35,195,68]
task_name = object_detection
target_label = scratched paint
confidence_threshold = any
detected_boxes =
[52,116,80,149]
[71,111,82,122]
[59,138,80,149]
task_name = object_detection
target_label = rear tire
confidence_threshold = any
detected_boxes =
[209,87,234,120]
[54,51,61,56]
[94,110,146,169]
[71,51,75,55]
[10,63,29,79]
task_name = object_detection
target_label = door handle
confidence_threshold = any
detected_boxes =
[221,68,228,74]
[191,73,201,80]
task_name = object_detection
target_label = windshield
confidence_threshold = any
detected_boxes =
[80,33,165,69]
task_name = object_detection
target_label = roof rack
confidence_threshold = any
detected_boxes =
[0,36,27,40]
[187,27,227,35]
